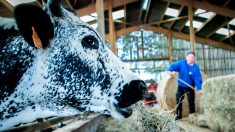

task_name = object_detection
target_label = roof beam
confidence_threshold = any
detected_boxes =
[115,25,235,51]
[162,0,235,18]
[76,0,138,16]
[158,2,170,26]
[195,13,216,34]
[195,0,229,34]
[206,19,230,38]
[143,0,151,23]
[0,0,13,11]
[168,5,184,29]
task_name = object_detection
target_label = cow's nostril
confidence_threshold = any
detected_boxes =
[116,80,147,108]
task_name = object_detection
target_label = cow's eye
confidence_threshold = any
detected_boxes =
[81,35,99,49]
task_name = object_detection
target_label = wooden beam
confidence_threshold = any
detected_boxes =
[220,32,235,42]
[188,2,195,51]
[168,5,184,29]
[143,0,151,23]
[147,16,188,25]
[108,0,117,54]
[0,0,13,11]
[162,0,235,18]
[168,30,173,63]
[196,0,230,34]
[158,2,170,26]
[195,13,216,34]
[206,19,230,38]
[138,0,144,24]
[115,25,235,51]
[96,0,105,40]
[76,0,138,16]
[124,5,127,28]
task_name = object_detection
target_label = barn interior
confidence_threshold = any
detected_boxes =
[1,0,235,131]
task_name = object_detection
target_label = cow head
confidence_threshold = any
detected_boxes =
[0,0,147,130]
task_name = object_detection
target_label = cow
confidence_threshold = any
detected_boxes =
[0,0,147,130]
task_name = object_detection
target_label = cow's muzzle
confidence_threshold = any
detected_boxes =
[115,80,147,118]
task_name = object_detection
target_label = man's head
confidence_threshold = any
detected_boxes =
[186,51,196,65]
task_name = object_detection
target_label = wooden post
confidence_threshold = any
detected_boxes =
[108,0,117,54]
[96,0,105,40]
[188,2,195,51]
[141,29,144,58]
[168,30,173,63]
[202,44,207,74]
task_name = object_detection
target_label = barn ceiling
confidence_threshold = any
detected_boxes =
[1,0,235,51]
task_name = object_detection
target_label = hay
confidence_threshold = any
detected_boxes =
[157,72,207,117]
[135,102,187,132]
[188,113,208,128]
[97,111,142,132]
[202,74,235,131]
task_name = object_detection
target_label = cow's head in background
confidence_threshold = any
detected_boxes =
[0,0,147,130]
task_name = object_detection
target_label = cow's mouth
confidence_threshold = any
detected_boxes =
[114,103,133,118]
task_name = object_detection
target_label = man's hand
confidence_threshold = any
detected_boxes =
[197,90,203,95]
[167,71,174,76]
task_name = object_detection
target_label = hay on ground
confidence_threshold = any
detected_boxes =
[157,72,207,117]
[202,74,235,131]
[135,102,187,132]
[188,113,208,128]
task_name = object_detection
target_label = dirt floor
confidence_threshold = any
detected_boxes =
[178,118,211,132]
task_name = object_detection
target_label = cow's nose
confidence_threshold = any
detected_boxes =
[116,80,147,108]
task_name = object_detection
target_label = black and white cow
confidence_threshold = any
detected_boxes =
[0,0,147,130]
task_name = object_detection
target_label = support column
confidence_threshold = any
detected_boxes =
[96,0,105,40]
[188,2,195,51]
[108,0,117,54]
[168,30,173,63]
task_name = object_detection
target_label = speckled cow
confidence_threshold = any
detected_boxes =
[0,0,146,130]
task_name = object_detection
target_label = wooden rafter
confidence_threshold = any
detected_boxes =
[158,2,170,26]
[206,19,231,38]
[143,0,151,23]
[0,0,13,11]
[168,5,184,29]
[220,32,235,42]
[162,0,235,18]
[147,16,188,26]
[124,4,127,28]
[195,0,229,34]
[138,0,144,24]
[195,13,216,34]
[114,25,235,51]
[76,0,138,16]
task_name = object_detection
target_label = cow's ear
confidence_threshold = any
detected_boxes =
[14,4,54,49]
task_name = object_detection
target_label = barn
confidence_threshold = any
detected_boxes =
[0,0,235,131]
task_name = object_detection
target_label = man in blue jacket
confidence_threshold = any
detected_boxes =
[167,51,202,120]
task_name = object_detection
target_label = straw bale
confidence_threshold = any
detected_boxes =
[202,74,235,131]
[157,72,207,117]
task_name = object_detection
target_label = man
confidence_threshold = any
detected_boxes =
[167,51,202,120]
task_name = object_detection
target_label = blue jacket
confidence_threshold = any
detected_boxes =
[167,60,202,90]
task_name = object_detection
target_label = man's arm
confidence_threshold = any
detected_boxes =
[167,61,181,75]
[194,66,203,95]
